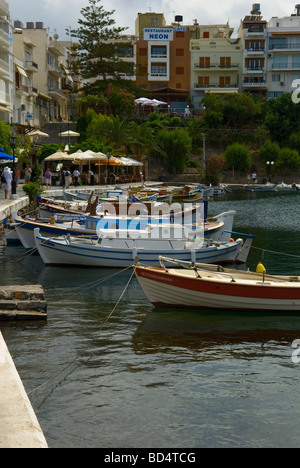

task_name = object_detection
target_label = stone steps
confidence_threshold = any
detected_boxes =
[0,285,47,321]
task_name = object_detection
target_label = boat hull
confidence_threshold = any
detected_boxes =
[135,266,300,312]
[33,230,245,268]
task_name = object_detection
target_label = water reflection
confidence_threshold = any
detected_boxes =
[132,308,300,358]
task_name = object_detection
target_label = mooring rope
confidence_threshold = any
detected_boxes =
[27,266,135,397]
[251,245,300,259]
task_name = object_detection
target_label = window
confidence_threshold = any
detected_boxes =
[272,74,281,82]
[175,31,185,38]
[269,37,287,50]
[220,57,231,68]
[176,48,184,56]
[220,76,231,86]
[139,48,147,56]
[176,83,182,89]
[151,64,167,76]
[151,46,167,57]
[176,67,184,75]
[292,55,300,68]
[198,76,209,85]
[273,55,288,68]
[199,57,210,68]
[151,17,159,26]
[203,31,209,38]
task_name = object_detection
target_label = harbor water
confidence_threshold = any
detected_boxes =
[1,191,300,448]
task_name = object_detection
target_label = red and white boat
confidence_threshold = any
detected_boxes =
[134,257,300,312]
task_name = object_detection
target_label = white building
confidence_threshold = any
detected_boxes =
[0,0,13,123]
[267,4,300,98]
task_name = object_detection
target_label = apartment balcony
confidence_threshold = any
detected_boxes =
[0,57,9,77]
[243,28,266,36]
[269,43,300,52]
[193,83,238,91]
[15,84,30,96]
[48,63,64,77]
[0,27,9,47]
[245,48,265,55]
[48,87,66,100]
[194,63,239,70]
[25,61,39,73]
[151,54,167,59]
[243,81,267,88]
[272,64,300,71]
[246,66,264,73]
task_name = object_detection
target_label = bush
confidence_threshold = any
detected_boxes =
[225,143,252,172]
[276,148,300,169]
[22,181,45,203]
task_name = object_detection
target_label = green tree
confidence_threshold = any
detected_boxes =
[277,148,300,169]
[0,121,11,153]
[155,128,192,174]
[225,143,252,172]
[264,93,300,144]
[88,114,137,153]
[259,139,280,164]
[69,0,134,94]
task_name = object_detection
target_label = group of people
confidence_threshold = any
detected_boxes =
[39,168,82,188]
[0,165,32,199]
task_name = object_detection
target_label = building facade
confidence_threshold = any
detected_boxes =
[0,0,13,123]
[266,5,300,99]
[190,21,242,109]
[238,4,268,97]
[135,12,190,112]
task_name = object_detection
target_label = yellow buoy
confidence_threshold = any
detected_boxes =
[256,262,266,274]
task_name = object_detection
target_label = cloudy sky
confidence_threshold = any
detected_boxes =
[7,0,299,39]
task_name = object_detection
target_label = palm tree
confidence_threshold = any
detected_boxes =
[89,115,137,154]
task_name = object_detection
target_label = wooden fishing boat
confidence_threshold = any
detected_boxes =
[243,183,277,192]
[12,209,235,250]
[33,228,253,268]
[134,257,300,312]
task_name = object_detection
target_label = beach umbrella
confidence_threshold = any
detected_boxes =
[149,99,167,106]
[95,156,123,166]
[135,97,151,105]
[27,129,49,138]
[59,130,80,137]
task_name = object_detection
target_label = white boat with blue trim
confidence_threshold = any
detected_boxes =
[33,226,254,268]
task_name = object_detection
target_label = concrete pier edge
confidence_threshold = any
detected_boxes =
[0,332,48,448]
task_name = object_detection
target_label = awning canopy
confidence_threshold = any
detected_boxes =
[119,157,143,166]
[16,65,28,77]
[44,151,76,161]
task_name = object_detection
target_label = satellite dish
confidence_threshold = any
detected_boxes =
[53,33,59,40]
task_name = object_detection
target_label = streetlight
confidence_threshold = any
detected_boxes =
[201,133,206,168]
[10,133,17,198]
[107,152,112,185]
[266,160,274,182]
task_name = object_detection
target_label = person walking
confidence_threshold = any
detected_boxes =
[89,169,95,186]
[45,168,52,188]
[24,164,32,184]
[73,169,80,187]
[1,166,12,199]
[15,167,20,187]
[64,169,72,188]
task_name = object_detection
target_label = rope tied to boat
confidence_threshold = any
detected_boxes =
[27,265,135,398]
